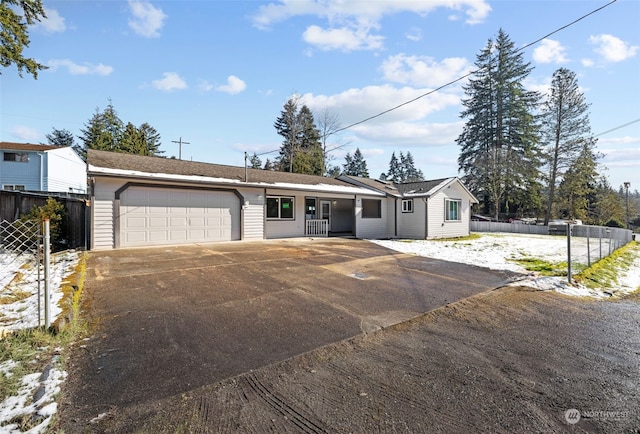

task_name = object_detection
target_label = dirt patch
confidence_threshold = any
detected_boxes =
[60,286,639,433]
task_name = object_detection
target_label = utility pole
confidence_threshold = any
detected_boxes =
[171,137,190,160]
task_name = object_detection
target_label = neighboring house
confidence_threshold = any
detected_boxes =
[0,142,86,194]
[87,149,477,250]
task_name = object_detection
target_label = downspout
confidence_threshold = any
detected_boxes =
[38,152,45,191]
[424,197,429,239]
[394,198,398,237]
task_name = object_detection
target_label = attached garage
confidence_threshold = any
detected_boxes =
[118,185,241,248]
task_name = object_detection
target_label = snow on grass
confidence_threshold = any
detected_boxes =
[370,233,640,299]
[0,251,79,433]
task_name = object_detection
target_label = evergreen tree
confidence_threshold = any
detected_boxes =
[120,122,144,154]
[555,139,599,221]
[274,97,300,172]
[401,151,424,182]
[326,165,341,178]
[274,96,323,175]
[263,158,275,170]
[45,128,75,147]
[78,100,162,156]
[457,29,543,220]
[138,123,163,156]
[342,148,369,177]
[0,0,47,78]
[541,68,593,225]
[386,152,402,182]
[249,152,262,169]
[588,176,625,225]
[295,105,323,175]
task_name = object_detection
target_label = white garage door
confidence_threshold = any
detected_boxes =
[120,186,240,247]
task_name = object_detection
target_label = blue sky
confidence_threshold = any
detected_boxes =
[2,0,639,191]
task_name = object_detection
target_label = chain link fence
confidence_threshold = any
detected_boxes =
[0,219,49,330]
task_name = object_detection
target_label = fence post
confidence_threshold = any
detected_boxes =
[43,219,51,329]
[586,226,591,267]
[567,222,572,284]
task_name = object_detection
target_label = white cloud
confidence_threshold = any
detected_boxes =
[34,8,66,33]
[303,25,383,51]
[152,72,187,91]
[581,58,595,67]
[215,75,247,94]
[128,0,166,38]
[405,27,422,42]
[589,34,638,62]
[11,126,41,142]
[47,59,113,76]
[381,54,471,88]
[533,39,568,64]
[252,0,491,51]
[360,148,385,157]
[300,85,461,147]
[198,80,214,92]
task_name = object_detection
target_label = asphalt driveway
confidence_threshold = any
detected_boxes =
[60,238,519,424]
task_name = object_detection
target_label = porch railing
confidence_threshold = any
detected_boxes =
[306,219,328,237]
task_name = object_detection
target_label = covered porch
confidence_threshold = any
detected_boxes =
[305,197,354,237]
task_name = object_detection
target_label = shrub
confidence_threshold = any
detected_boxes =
[20,198,66,250]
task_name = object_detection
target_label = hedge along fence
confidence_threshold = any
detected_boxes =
[0,191,88,250]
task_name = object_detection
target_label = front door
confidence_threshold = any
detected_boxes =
[320,200,332,232]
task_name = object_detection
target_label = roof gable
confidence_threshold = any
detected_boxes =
[340,175,478,202]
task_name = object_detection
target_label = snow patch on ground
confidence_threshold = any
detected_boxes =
[0,251,79,433]
[370,233,640,299]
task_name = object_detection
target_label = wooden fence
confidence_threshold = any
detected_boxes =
[0,190,89,250]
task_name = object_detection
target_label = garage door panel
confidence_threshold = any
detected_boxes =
[120,187,240,247]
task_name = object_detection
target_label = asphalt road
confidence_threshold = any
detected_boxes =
[57,238,518,429]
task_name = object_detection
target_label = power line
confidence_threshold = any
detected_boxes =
[330,0,618,137]
[595,118,640,137]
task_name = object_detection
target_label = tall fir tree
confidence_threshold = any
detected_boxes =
[274,97,324,175]
[249,152,262,169]
[138,123,163,156]
[342,148,369,177]
[78,100,162,156]
[385,152,402,182]
[541,68,593,225]
[0,0,47,78]
[274,97,300,172]
[457,29,543,220]
[555,138,599,221]
[400,151,424,182]
[45,128,74,147]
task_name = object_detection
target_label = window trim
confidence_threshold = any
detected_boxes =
[266,196,295,220]
[3,152,29,163]
[401,199,413,213]
[2,185,26,191]
[362,198,382,219]
[445,198,462,222]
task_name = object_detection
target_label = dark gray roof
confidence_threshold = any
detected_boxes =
[394,179,451,196]
[87,149,353,187]
[340,175,458,198]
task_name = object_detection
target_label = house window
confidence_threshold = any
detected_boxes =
[362,199,381,218]
[401,199,413,213]
[445,199,461,221]
[2,185,26,191]
[267,196,294,219]
[3,152,29,162]
[305,198,317,219]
